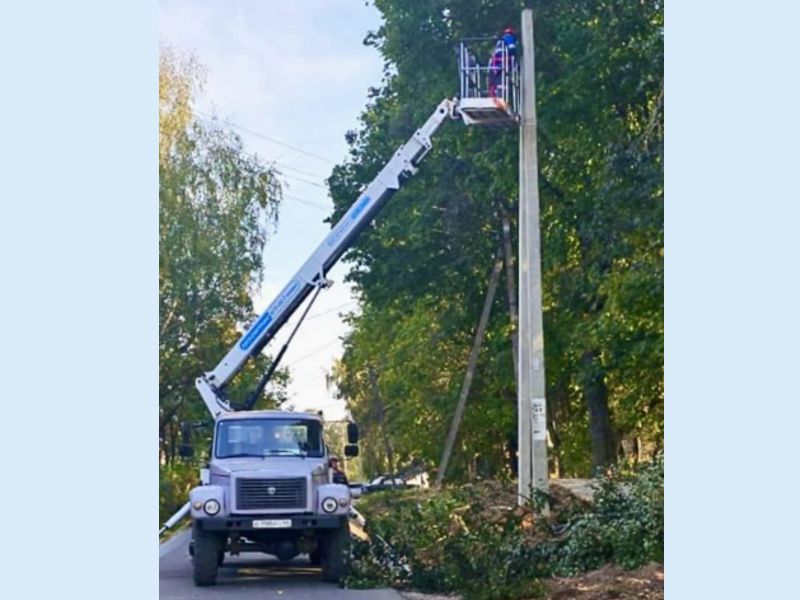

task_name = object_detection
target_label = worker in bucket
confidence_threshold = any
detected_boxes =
[488,26,517,98]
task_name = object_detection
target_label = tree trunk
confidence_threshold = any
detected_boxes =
[501,211,519,388]
[368,368,395,475]
[547,384,568,475]
[582,350,615,471]
[506,435,518,476]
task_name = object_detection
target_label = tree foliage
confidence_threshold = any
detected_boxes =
[329,0,663,478]
[159,45,286,475]
[345,456,663,597]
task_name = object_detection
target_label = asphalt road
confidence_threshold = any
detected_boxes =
[159,529,403,599]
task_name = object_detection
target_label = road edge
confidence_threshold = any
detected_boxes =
[160,528,191,559]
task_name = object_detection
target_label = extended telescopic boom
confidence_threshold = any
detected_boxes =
[195,99,458,418]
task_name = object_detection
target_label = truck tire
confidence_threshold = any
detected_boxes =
[192,524,222,586]
[320,521,350,583]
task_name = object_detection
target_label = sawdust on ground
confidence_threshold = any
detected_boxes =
[399,564,663,600]
[544,563,664,600]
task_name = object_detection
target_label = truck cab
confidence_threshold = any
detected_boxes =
[158,98,460,586]
[188,410,357,585]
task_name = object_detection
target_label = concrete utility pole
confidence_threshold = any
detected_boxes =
[517,8,549,506]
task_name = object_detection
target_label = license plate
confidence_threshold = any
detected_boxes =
[252,519,292,529]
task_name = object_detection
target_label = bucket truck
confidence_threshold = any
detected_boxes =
[160,39,520,588]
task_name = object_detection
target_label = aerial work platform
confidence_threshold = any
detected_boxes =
[458,97,517,126]
[457,38,520,127]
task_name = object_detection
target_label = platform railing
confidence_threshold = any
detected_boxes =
[458,38,520,116]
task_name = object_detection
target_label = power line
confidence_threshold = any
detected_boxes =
[306,301,357,321]
[193,111,330,189]
[283,193,330,211]
[282,173,325,189]
[194,109,335,165]
[285,338,341,368]
[272,162,329,181]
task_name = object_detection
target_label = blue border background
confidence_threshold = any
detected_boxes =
[1,2,157,597]
[667,1,800,597]
[1,0,799,597]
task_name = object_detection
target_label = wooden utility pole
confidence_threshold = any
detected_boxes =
[517,8,549,505]
[436,255,504,487]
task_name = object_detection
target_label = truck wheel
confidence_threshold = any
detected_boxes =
[320,521,350,583]
[192,525,222,586]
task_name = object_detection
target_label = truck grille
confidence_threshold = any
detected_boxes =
[235,477,307,510]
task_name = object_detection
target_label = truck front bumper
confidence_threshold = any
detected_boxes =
[196,514,346,532]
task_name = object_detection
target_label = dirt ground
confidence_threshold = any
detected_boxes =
[544,563,664,600]
[399,564,664,600]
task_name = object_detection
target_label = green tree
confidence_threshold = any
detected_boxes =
[159,45,286,472]
[329,0,662,478]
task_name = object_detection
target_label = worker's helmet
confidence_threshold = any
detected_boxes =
[330,455,340,463]
[503,26,515,34]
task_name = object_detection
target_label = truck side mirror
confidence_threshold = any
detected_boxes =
[344,444,359,458]
[347,422,360,444]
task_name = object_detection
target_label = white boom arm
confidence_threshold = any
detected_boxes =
[196,99,458,417]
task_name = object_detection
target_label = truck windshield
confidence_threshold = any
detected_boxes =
[215,418,324,458]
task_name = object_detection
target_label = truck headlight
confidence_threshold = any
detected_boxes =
[322,497,338,513]
[204,499,221,516]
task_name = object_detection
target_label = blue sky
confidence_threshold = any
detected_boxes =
[160,0,385,418]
